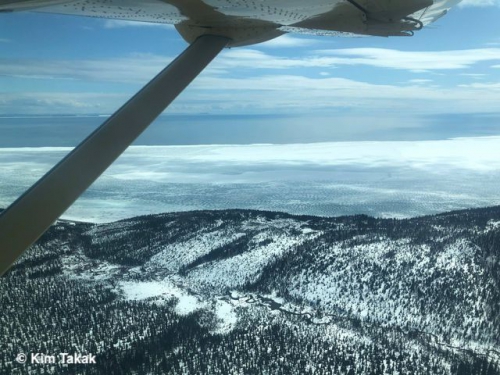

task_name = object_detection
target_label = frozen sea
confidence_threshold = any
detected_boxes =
[2,137,500,223]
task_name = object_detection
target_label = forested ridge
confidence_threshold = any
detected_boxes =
[1,206,499,374]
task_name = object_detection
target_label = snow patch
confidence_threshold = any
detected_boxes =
[119,280,205,316]
[486,220,500,231]
[120,281,166,300]
[214,300,238,334]
[175,295,202,315]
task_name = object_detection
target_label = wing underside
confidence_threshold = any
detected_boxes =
[0,0,462,39]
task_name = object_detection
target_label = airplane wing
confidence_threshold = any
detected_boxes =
[1,0,462,42]
[0,0,463,275]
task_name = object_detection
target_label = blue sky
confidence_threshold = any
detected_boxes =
[2,1,500,142]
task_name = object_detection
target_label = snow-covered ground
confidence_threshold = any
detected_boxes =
[2,137,500,222]
[119,279,206,316]
[145,230,246,274]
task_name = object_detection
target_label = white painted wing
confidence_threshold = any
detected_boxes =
[0,0,463,37]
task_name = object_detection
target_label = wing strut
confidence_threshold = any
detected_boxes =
[0,35,230,276]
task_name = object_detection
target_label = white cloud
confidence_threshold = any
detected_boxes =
[2,67,500,115]
[458,82,500,89]
[0,38,10,43]
[460,73,486,77]
[103,20,174,29]
[0,54,172,84]
[3,47,500,115]
[315,48,500,70]
[0,92,126,115]
[257,35,319,48]
[187,74,500,114]
[216,48,337,69]
[3,47,500,87]
[407,79,434,84]
[459,0,500,7]
[217,47,500,72]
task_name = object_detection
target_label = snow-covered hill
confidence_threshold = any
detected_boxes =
[1,207,499,374]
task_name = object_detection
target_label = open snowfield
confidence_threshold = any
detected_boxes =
[2,137,500,222]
